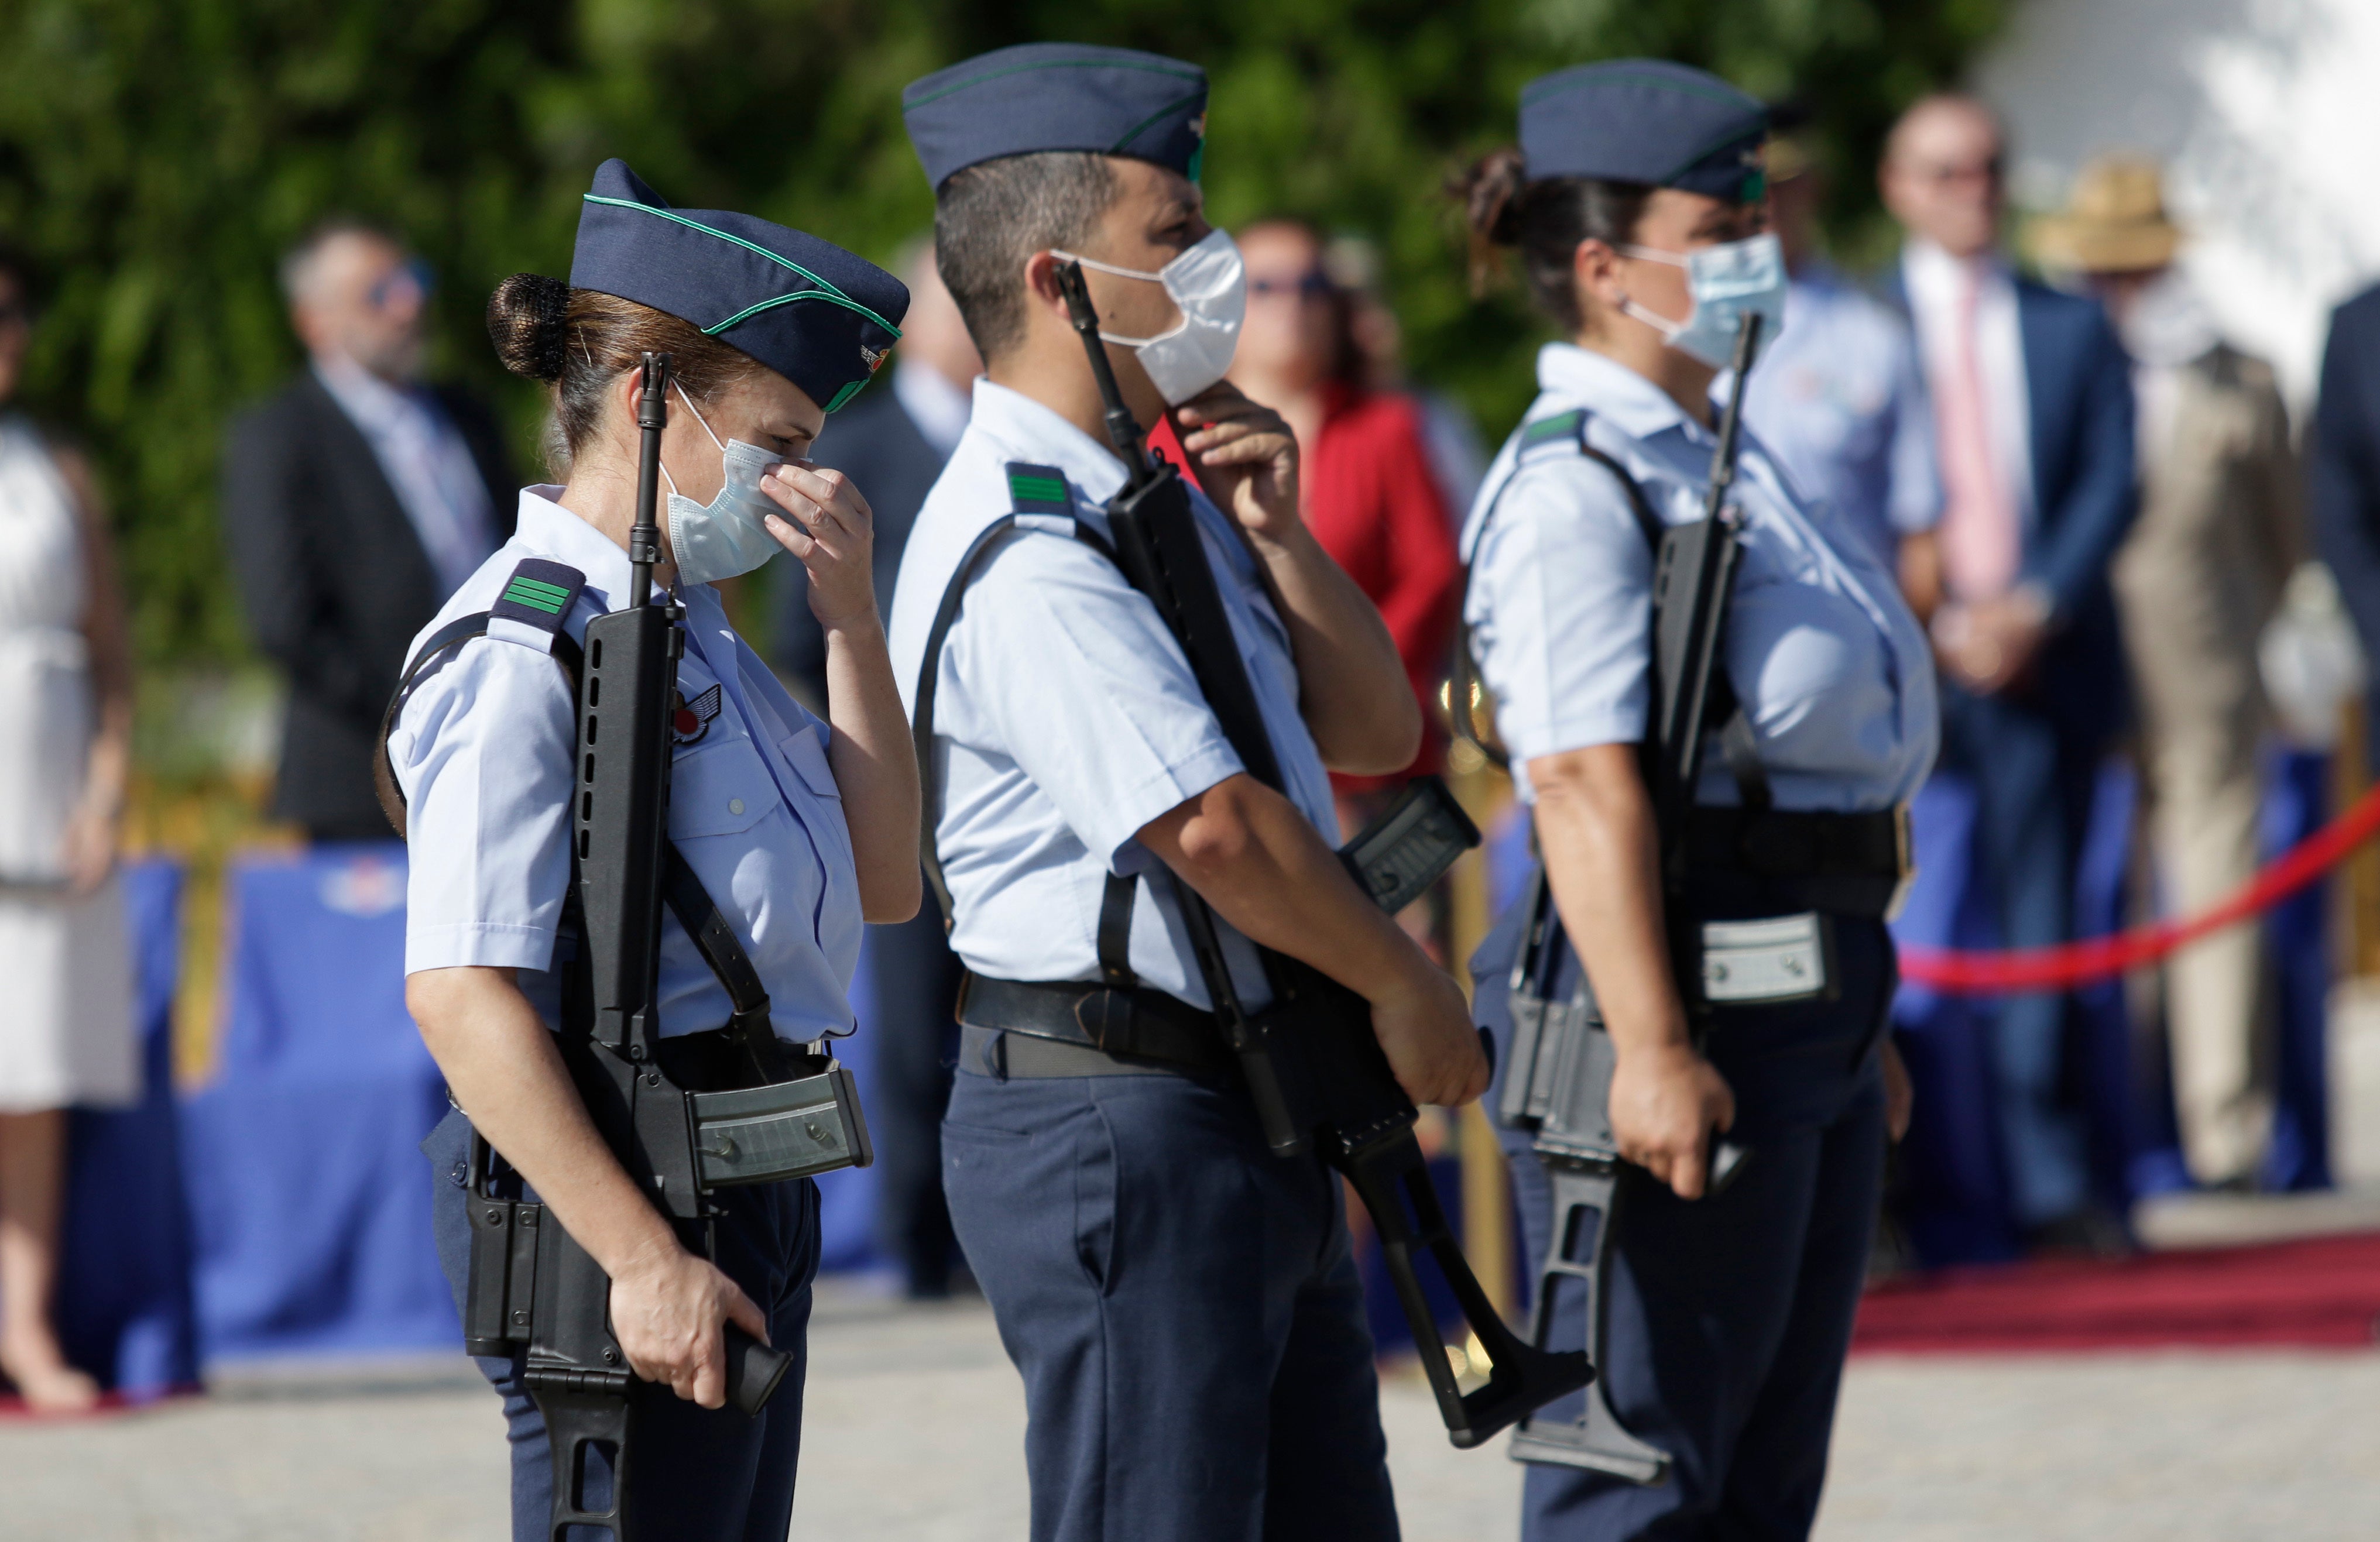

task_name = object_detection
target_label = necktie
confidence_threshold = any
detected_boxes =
[1932,266,2019,602]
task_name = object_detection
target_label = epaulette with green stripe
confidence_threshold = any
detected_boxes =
[1006,462,1074,516]
[491,558,585,633]
[1517,409,1589,453]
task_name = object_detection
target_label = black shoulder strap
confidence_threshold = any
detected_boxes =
[377,572,783,1047]
[910,487,1137,986]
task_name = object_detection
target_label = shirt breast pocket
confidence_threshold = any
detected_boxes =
[669,734,784,840]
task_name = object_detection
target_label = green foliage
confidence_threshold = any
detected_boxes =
[0,0,2002,669]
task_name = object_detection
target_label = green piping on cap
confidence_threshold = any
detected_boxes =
[581,194,904,339]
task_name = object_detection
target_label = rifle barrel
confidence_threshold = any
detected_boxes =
[1702,314,1764,513]
[629,352,672,609]
[1054,261,1157,489]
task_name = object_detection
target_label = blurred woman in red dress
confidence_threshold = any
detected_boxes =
[1212,218,1462,806]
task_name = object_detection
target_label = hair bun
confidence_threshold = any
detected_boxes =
[487,273,572,382]
[1454,147,1530,248]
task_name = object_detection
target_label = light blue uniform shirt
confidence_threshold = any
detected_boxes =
[1737,264,1942,568]
[887,379,1339,1011]
[390,487,862,1042]
[1463,344,1938,812]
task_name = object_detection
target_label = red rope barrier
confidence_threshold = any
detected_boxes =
[1897,780,2380,994]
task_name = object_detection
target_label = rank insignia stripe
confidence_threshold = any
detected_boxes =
[489,558,587,633]
[1005,462,1074,516]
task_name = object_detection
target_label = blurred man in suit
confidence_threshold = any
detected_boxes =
[2312,280,2380,767]
[779,239,980,1297]
[1882,96,2138,1253]
[2037,156,2300,1192]
[224,221,513,842]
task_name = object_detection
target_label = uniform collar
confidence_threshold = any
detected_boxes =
[514,486,647,612]
[1534,341,1705,442]
[963,377,1133,505]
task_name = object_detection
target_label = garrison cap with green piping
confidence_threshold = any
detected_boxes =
[569,159,908,413]
[902,42,1209,191]
[1518,60,1768,202]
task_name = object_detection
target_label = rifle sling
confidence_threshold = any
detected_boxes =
[911,511,1141,992]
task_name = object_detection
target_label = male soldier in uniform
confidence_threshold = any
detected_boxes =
[887,42,1487,1542]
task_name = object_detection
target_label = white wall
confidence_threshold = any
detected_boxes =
[1977,0,2380,408]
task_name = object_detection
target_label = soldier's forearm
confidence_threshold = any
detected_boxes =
[407,964,681,1279]
[1137,772,1435,1005]
[1527,744,1692,1059]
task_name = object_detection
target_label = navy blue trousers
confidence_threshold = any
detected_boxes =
[424,1110,820,1542]
[941,1065,1400,1542]
[1474,885,1891,1542]
[1937,684,2099,1226]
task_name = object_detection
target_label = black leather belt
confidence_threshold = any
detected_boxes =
[1681,805,1910,920]
[956,974,1237,1078]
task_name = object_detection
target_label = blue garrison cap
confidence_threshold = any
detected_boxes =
[1520,61,1768,202]
[569,160,907,413]
[903,43,1209,191]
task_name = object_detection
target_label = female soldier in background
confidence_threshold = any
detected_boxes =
[1458,63,1932,1541]
[392,160,914,1538]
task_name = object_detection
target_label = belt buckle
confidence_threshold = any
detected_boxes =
[1884,802,1917,923]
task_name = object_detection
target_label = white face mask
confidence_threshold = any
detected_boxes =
[661,382,785,587]
[1617,232,1789,370]
[1052,228,1247,404]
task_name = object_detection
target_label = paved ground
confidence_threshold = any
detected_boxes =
[4,1280,2376,1541]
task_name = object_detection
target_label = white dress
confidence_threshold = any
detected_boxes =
[0,415,135,1111]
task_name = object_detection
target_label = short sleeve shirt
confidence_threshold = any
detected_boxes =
[1462,344,1939,812]
[886,380,1340,1010]
[389,488,863,1042]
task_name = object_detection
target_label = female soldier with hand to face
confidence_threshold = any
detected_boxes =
[1458,63,1935,1542]
[392,160,915,1540]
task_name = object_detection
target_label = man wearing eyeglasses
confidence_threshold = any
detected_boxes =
[1880,95,2139,1258]
[224,221,515,843]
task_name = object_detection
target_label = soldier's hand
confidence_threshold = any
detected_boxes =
[1366,957,1490,1108]
[1172,383,1301,544]
[762,461,879,631]
[1609,1041,1736,1200]
[608,1241,770,1409]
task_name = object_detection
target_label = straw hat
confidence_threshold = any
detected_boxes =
[2031,155,2182,273]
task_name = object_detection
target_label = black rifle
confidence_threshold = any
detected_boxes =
[451,354,868,1540]
[1054,261,1589,1448]
[1496,313,1765,1481]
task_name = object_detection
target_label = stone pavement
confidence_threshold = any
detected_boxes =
[4,1280,2375,1541]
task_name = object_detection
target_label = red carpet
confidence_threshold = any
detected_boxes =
[1852,1231,2380,1353]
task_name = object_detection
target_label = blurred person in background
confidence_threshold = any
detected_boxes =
[1741,123,1942,574]
[2035,156,2299,1192]
[1217,217,1462,854]
[224,220,514,843]
[2311,258,2380,769]
[0,241,136,1413]
[776,237,979,1299]
[1882,95,2138,1254]
[1322,235,1491,523]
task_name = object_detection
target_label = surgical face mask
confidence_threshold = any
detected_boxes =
[661,383,785,586]
[1052,228,1246,404]
[1617,232,1788,370]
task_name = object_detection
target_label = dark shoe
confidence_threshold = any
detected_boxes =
[2021,1205,2134,1261]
